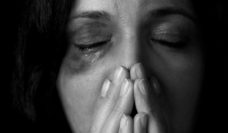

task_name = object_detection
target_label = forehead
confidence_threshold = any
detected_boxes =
[72,0,193,17]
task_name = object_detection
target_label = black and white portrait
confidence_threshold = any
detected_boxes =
[3,0,226,133]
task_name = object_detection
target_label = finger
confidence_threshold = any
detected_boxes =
[134,79,163,133]
[101,67,131,119]
[114,79,134,114]
[148,118,161,133]
[91,67,129,133]
[130,63,145,80]
[134,113,148,133]
[134,79,151,114]
[104,66,129,97]
[103,79,134,133]
[119,114,133,133]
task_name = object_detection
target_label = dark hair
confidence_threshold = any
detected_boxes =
[12,0,74,132]
[12,0,225,132]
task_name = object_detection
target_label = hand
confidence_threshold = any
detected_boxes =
[130,63,166,133]
[90,66,134,133]
[90,64,167,133]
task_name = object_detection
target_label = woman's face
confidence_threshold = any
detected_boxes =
[58,0,203,133]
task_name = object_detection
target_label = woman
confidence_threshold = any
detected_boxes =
[13,0,224,133]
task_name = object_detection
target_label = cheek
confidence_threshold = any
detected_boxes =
[57,71,101,130]
[165,61,203,132]
[160,52,203,103]
[57,65,102,131]
[150,47,203,129]
[59,75,100,113]
[162,58,203,115]
[149,46,203,105]
[57,55,115,131]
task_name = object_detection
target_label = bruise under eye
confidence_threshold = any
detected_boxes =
[66,21,112,65]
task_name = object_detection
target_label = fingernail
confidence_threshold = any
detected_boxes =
[114,67,124,82]
[120,79,130,96]
[101,79,111,97]
[120,114,128,129]
[140,114,147,127]
[139,79,146,95]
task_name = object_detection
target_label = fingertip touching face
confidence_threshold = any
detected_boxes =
[57,0,203,133]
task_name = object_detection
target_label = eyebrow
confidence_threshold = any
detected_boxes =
[147,7,196,22]
[71,7,195,23]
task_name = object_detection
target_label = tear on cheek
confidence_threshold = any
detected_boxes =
[83,51,103,63]
[61,47,105,75]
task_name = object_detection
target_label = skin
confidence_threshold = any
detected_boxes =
[57,0,203,133]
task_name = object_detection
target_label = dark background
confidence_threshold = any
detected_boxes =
[2,0,227,132]
[2,1,33,132]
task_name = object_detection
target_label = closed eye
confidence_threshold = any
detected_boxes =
[74,39,111,52]
[150,32,189,49]
[150,37,187,49]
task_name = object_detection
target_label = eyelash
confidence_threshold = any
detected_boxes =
[150,37,187,49]
[150,34,188,49]
[74,39,110,53]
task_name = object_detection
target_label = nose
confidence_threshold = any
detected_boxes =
[116,29,143,69]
